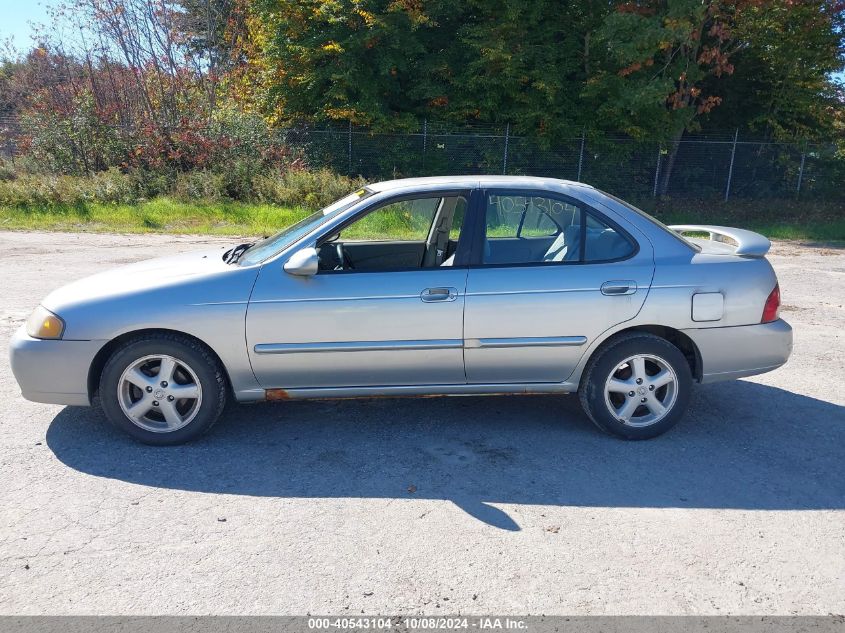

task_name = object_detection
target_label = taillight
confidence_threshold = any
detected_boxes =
[762,284,780,323]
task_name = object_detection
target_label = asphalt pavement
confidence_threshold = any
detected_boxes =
[0,231,842,615]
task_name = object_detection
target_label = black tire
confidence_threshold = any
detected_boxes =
[99,333,227,445]
[578,333,692,440]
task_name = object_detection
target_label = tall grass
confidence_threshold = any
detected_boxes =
[0,164,365,209]
[0,199,309,236]
[2,197,842,241]
[0,164,842,241]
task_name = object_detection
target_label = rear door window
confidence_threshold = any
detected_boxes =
[479,191,634,265]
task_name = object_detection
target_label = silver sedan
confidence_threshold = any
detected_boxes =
[10,176,793,444]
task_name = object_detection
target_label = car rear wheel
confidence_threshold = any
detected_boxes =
[578,333,692,439]
[99,333,227,445]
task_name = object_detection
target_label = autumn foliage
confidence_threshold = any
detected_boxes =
[0,0,842,188]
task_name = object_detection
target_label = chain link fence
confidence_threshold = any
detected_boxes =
[2,116,842,203]
[298,123,843,203]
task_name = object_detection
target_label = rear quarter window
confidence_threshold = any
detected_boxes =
[597,190,699,252]
[583,211,636,262]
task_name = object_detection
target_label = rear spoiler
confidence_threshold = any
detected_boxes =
[669,224,771,257]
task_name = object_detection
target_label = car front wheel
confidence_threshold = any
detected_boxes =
[99,333,227,445]
[578,333,692,439]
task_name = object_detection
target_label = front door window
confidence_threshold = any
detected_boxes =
[317,195,469,272]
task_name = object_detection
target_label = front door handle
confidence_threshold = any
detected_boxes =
[421,287,458,303]
[601,280,637,296]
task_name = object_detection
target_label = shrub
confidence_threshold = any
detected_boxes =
[0,164,366,209]
[172,170,229,203]
[0,167,140,206]
[0,160,16,181]
[0,173,69,206]
[220,158,263,201]
[1,155,47,176]
[0,175,28,205]
[19,94,129,175]
[128,169,174,200]
[253,168,366,209]
[87,168,140,204]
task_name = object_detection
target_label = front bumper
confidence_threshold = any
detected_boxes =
[682,319,793,384]
[9,326,105,406]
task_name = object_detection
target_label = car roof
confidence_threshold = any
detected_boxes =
[366,175,595,193]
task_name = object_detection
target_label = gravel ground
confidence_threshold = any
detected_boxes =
[0,231,843,615]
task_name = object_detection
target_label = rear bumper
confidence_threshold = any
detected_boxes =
[9,326,104,406]
[683,319,793,384]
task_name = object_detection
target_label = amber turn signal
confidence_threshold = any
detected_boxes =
[26,306,65,340]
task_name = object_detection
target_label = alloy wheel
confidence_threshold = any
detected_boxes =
[117,354,203,433]
[603,353,678,428]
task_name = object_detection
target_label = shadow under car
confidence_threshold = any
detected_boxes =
[46,380,845,531]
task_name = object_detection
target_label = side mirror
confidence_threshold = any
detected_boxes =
[283,247,319,277]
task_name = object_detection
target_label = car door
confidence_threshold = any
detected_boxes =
[245,191,472,389]
[463,188,654,384]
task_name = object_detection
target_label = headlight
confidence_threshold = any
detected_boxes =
[26,306,65,340]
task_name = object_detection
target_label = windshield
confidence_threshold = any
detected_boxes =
[238,189,372,266]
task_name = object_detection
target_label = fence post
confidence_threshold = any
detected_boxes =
[576,127,585,182]
[724,128,739,202]
[796,150,806,197]
[653,144,662,198]
[502,123,510,175]
[422,118,428,171]
[347,120,353,176]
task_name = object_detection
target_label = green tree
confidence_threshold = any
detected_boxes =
[701,0,845,142]
[585,0,755,193]
[247,0,844,153]
[247,0,609,135]
[173,0,250,112]
[447,0,609,137]
[250,0,437,128]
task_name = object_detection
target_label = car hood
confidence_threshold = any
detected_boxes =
[42,246,253,312]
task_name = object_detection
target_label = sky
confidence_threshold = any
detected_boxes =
[0,0,59,48]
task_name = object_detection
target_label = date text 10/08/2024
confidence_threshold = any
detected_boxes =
[307,617,529,630]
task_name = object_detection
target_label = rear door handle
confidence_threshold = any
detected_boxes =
[601,280,637,296]
[421,287,458,303]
